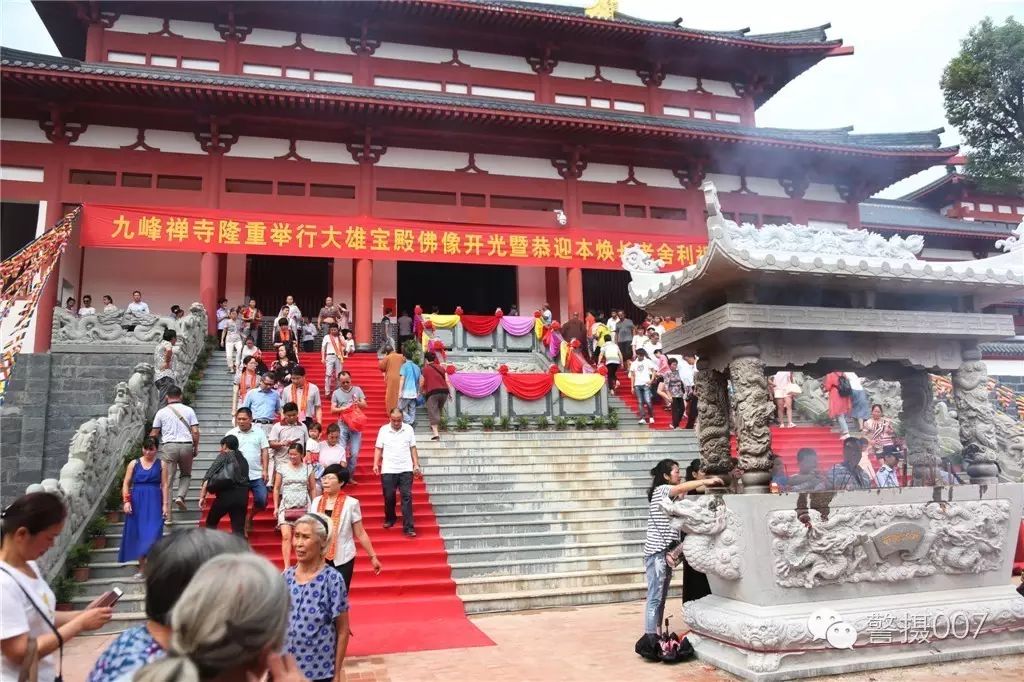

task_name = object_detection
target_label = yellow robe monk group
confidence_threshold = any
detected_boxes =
[379,350,405,414]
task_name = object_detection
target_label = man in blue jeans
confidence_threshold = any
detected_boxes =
[629,348,658,425]
[226,407,270,536]
[331,370,367,484]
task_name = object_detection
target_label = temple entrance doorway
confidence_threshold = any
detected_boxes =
[246,255,331,321]
[397,261,516,314]
[583,268,645,323]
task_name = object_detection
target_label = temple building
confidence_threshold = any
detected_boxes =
[1,0,1017,351]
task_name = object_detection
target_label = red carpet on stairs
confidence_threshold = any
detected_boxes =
[203,351,493,656]
[614,374,845,472]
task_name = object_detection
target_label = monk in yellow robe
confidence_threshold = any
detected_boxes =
[379,347,405,415]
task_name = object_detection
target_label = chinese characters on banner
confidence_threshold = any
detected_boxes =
[80,204,707,271]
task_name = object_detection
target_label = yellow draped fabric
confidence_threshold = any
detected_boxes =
[534,317,544,340]
[424,314,460,329]
[559,340,569,368]
[553,374,606,401]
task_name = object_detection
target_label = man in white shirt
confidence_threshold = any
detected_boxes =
[149,385,200,512]
[126,290,150,316]
[216,298,230,345]
[226,407,271,530]
[373,407,421,537]
[78,294,96,316]
[628,348,658,425]
[606,310,618,333]
[651,316,666,338]
[642,330,663,358]
[321,323,345,394]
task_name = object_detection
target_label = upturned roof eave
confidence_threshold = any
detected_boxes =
[0,52,957,163]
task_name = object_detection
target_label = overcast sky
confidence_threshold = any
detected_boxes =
[2,0,1021,198]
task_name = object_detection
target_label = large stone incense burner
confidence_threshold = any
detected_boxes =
[626,184,1024,680]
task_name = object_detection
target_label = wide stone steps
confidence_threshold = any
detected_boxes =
[405,385,702,613]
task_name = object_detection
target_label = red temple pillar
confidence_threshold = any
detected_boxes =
[84,21,105,62]
[544,267,561,320]
[199,252,219,336]
[354,258,373,346]
[33,193,67,352]
[567,267,584,319]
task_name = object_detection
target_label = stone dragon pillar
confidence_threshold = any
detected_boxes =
[729,342,774,493]
[694,358,733,479]
[899,370,941,484]
[952,344,1001,484]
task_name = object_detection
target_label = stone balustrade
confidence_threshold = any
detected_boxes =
[26,303,209,578]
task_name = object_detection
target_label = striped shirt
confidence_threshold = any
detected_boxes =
[643,484,679,556]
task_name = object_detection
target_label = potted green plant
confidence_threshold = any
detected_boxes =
[51,575,81,611]
[607,411,619,430]
[66,544,93,582]
[554,416,569,431]
[515,415,530,431]
[591,415,606,429]
[86,516,109,550]
[438,415,449,432]
[535,415,550,430]
[498,415,512,431]
[455,416,471,431]
[481,415,495,431]
[105,484,123,522]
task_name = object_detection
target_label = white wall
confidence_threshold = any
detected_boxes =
[81,248,201,316]
[516,266,546,314]
[224,254,246,304]
[986,360,1024,377]
[371,260,397,318]
[332,258,353,307]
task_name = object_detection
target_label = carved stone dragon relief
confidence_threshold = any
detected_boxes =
[767,500,1008,588]
[659,494,743,580]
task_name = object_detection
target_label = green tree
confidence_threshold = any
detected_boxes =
[940,17,1024,188]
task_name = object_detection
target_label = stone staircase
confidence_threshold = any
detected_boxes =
[70,367,236,632]
[417,423,700,613]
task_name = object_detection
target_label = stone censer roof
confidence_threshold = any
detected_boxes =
[628,183,1024,316]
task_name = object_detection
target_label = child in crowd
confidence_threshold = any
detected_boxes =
[305,422,323,492]
[343,330,356,357]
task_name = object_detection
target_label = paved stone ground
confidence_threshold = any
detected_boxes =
[63,601,1023,681]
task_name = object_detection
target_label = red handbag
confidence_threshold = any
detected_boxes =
[340,404,367,432]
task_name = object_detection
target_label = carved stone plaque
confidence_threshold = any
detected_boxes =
[869,522,925,558]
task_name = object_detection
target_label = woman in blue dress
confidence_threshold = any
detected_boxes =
[118,437,169,578]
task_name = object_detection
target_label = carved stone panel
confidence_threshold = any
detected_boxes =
[768,500,1009,588]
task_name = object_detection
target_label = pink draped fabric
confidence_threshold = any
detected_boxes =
[547,331,563,358]
[447,372,503,398]
[499,315,536,337]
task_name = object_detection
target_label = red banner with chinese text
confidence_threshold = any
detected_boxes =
[79,204,707,271]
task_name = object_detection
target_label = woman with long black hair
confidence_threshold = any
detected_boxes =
[667,459,713,603]
[642,459,721,637]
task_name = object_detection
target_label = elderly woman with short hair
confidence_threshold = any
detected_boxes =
[285,513,351,681]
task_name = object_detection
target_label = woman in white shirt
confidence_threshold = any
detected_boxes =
[308,464,381,590]
[1,492,112,681]
[597,334,622,391]
[772,370,797,428]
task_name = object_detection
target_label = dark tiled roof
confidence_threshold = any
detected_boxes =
[859,198,1014,236]
[456,1,838,47]
[0,47,954,156]
[979,341,1024,358]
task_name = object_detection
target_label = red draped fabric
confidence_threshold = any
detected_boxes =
[566,351,587,374]
[502,373,555,400]
[460,314,501,336]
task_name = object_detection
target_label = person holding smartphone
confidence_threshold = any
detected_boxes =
[1,492,112,681]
